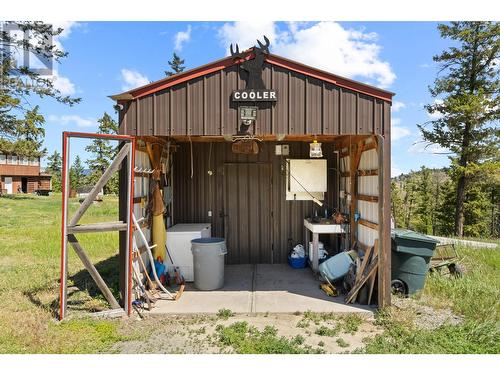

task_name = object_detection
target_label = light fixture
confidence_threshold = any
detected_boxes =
[309,139,323,158]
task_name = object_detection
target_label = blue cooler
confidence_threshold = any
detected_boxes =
[319,250,357,281]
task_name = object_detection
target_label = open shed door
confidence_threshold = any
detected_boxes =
[223,163,272,264]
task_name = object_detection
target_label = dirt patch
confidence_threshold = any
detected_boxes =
[391,296,463,330]
[109,312,382,354]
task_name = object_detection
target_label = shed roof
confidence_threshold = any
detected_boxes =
[110,51,395,103]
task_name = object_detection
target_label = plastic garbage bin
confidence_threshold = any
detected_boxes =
[191,237,227,290]
[391,229,439,295]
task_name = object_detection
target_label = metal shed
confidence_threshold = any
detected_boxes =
[111,45,393,309]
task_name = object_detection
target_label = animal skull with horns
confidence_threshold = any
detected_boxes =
[230,36,270,90]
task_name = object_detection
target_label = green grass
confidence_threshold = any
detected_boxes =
[216,308,234,320]
[215,322,323,354]
[362,245,500,354]
[1,194,498,354]
[315,325,340,337]
[336,337,350,348]
[0,194,128,353]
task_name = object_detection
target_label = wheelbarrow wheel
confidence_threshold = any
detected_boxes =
[391,279,407,296]
[448,263,463,277]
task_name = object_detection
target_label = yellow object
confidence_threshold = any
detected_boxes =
[320,283,339,297]
[152,213,166,262]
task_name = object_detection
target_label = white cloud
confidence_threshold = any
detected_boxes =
[51,72,76,95]
[174,25,192,51]
[427,99,444,119]
[218,21,396,88]
[120,69,149,91]
[408,139,449,155]
[391,101,405,112]
[48,114,96,128]
[50,21,82,52]
[218,21,278,54]
[391,118,411,140]
[391,164,403,177]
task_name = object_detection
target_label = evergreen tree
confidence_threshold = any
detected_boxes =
[70,156,85,191]
[85,113,119,194]
[418,22,500,237]
[391,180,405,228]
[414,167,435,234]
[46,150,62,192]
[165,52,186,76]
[0,22,80,157]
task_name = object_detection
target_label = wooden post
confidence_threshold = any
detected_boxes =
[312,232,319,273]
[68,234,121,309]
[378,133,392,308]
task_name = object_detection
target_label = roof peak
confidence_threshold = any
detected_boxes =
[110,52,394,103]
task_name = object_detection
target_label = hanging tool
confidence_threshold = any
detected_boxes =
[132,213,180,300]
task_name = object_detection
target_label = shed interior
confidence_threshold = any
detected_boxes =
[125,133,385,310]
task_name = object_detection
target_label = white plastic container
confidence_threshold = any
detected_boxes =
[308,241,328,261]
[165,223,211,281]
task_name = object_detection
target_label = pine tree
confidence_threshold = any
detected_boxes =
[391,180,405,228]
[70,156,85,191]
[165,52,186,76]
[0,22,80,157]
[46,150,62,192]
[414,167,434,234]
[418,22,500,237]
[85,113,119,194]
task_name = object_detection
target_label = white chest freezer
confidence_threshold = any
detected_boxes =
[165,223,211,282]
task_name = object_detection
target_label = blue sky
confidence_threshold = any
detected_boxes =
[34,21,454,175]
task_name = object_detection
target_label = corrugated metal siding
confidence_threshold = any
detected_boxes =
[339,143,380,248]
[119,62,390,137]
[357,147,379,247]
[172,141,338,264]
[156,89,170,136]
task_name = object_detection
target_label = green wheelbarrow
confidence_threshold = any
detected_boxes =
[429,243,463,277]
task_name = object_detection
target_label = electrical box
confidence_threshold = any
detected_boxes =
[275,144,289,156]
[286,159,327,201]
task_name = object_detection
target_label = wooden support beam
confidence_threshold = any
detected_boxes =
[67,234,121,309]
[357,169,378,176]
[357,194,379,203]
[345,256,378,304]
[367,240,379,305]
[69,144,130,226]
[359,218,379,230]
[67,221,128,234]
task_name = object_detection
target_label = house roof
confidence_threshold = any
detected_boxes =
[110,51,395,103]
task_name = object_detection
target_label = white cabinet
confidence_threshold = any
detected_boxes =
[165,223,211,282]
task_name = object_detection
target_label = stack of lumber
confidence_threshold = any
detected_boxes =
[345,239,379,305]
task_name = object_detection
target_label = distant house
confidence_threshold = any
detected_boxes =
[0,153,52,194]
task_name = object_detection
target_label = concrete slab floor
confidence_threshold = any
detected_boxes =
[149,264,374,317]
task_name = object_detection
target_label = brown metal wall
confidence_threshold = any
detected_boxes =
[172,141,339,264]
[119,63,390,137]
[0,164,41,176]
